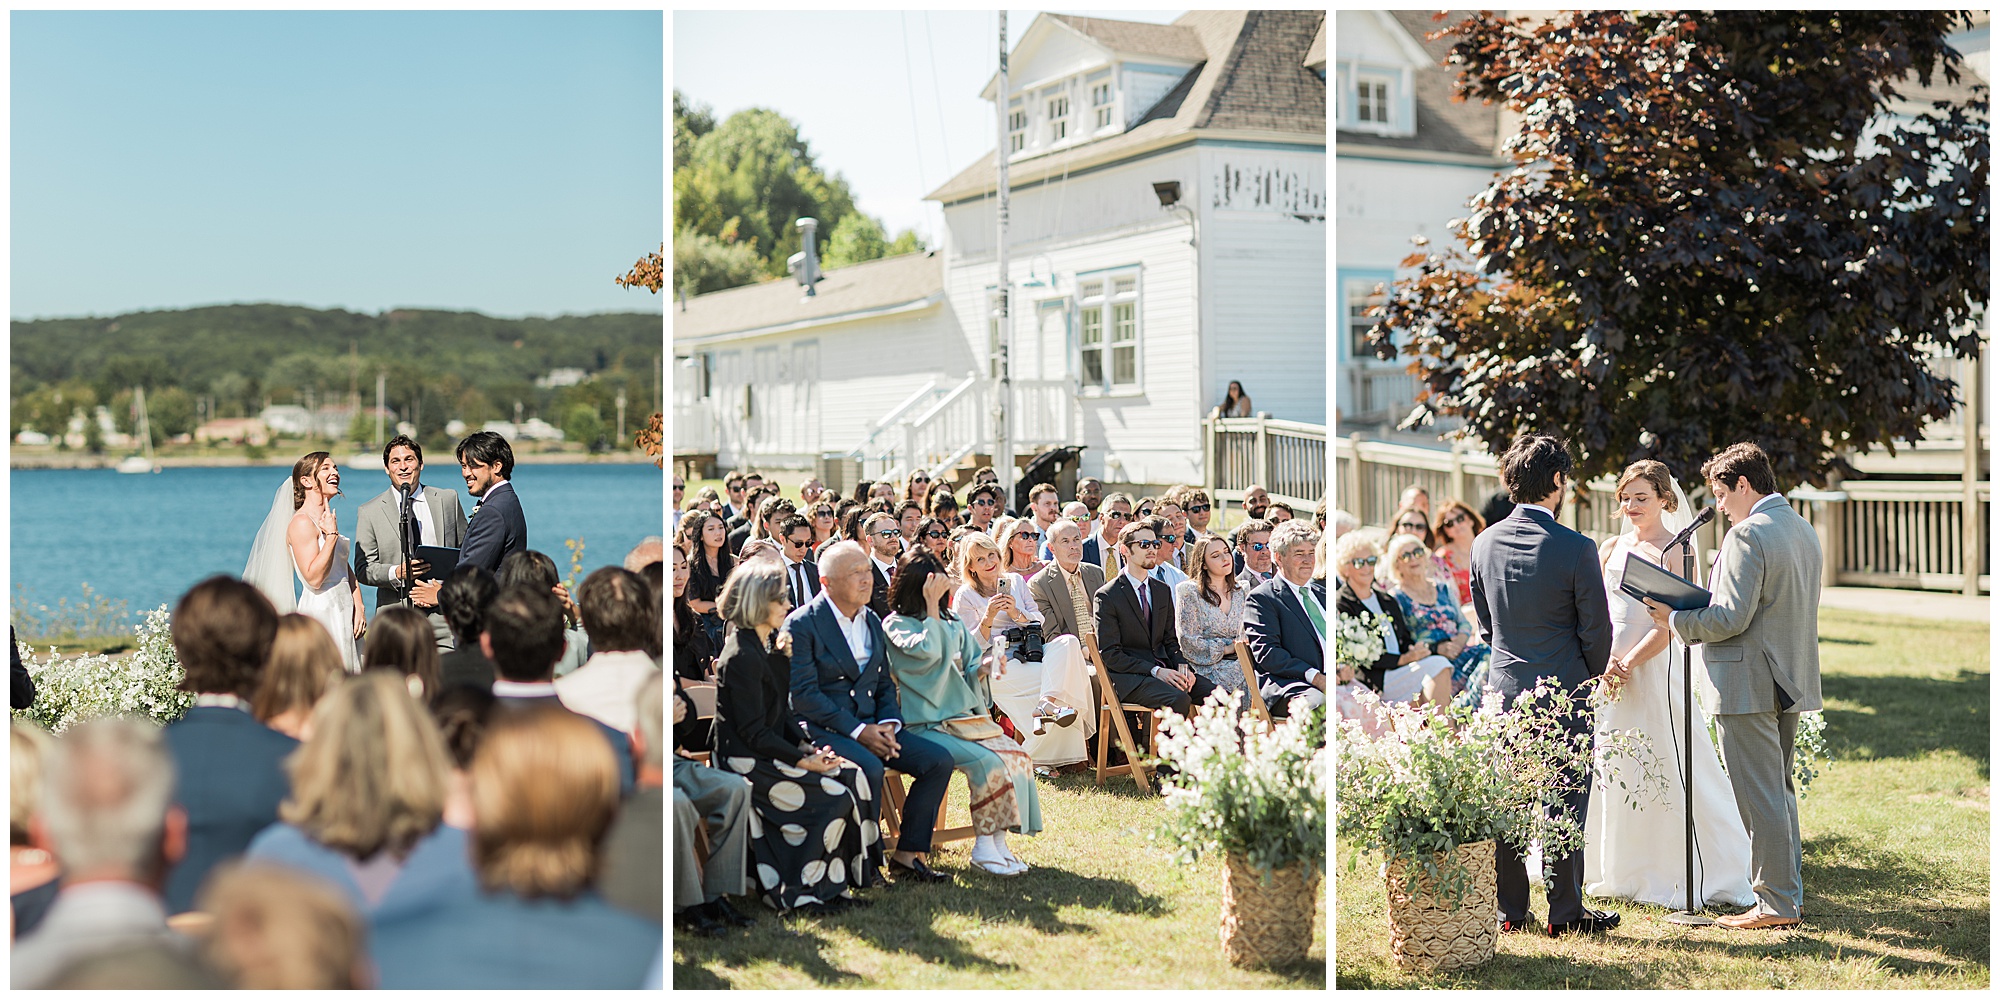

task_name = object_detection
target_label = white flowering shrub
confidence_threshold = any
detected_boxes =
[19,606,192,734]
[1153,690,1326,881]
[1336,683,1665,910]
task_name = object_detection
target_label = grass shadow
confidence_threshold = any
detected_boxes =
[1821,669,1989,779]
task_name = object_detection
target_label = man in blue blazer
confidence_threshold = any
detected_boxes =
[787,541,954,884]
[456,431,527,575]
[1242,520,1328,720]
[161,577,298,914]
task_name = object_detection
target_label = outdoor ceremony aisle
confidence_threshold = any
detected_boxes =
[674,773,1325,989]
[1334,606,1990,989]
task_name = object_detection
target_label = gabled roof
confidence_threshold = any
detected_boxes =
[671,252,945,346]
[1304,18,1325,72]
[932,10,1326,206]
[1336,10,1502,160]
[1048,14,1206,62]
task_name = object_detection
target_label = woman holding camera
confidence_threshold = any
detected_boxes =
[953,532,1092,769]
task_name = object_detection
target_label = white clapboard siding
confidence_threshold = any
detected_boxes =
[1200,144,1327,426]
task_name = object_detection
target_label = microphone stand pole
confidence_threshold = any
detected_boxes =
[399,486,417,610]
[1664,510,1714,928]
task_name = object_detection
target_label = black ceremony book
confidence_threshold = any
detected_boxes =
[1619,552,1711,611]
[414,545,460,582]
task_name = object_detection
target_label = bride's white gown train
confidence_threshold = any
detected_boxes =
[1583,533,1755,909]
[294,531,362,673]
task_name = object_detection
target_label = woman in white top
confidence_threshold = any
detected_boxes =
[952,532,1094,768]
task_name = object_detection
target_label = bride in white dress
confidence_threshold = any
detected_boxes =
[244,452,365,672]
[1583,460,1753,909]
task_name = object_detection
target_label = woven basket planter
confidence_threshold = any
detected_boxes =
[1220,852,1319,969]
[1384,839,1499,973]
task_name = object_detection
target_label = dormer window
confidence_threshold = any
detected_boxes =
[1356,76,1390,124]
[1338,61,1415,137]
[1047,91,1070,143]
[1091,81,1113,129]
[1008,101,1026,153]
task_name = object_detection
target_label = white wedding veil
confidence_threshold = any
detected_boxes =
[1656,472,1704,580]
[243,479,298,614]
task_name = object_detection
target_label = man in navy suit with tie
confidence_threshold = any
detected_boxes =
[1242,519,1328,719]
[776,513,822,608]
[787,541,953,884]
[1093,520,1215,717]
[457,431,527,574]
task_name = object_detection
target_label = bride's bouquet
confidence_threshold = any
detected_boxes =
[1335,609,1390,676]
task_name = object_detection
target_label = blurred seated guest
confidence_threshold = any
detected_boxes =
[623,537,665,574]
[1026,520,1105,654]
[481,586,634,796]
[1025,483,1062,536]
[599,674,666,925]
[728,483,776,536]
[1091,493,1135,575]
[369,707,661,988]
[957,532,1092,767]
[972,465,1000,486]
[499,550,590,677]
[738,537,782,564]
[1390,503,1436,550]
[798,477,828,506]
[672,541,714,683]
[12,718,190,988]
[883,552,1040,876]
[1175,535,1249,697]
[253,614,348,740]
[680,510,733,651]
[1035,502,1092,562]
[1431,499,1486,606]
[997,517,1046,579]
[197,861,366,989]
[788,542,953,886]
[436,565,501,693]
[1267,501,1295,524]
[1316,495,1329,533]
[1400,484,1432,520]
[42,941,221,989]
[869,480,899,505]
[1094,521,1216,719]
[1215,379,1253,418]
[965,482,1004,534]
[806,500,839,549]
[926,487,961,528]
[1231,518,1277,585]
[1480,485,1517,531]
[849,479,875,505]
[1243,521,1329,719]
[914,516,956,575]
[717,561,878,912]
[557,567,662,734]
[1144,513,1191,592]
[1381,533,1490,696]
[1185,487,1216,537]
[902,470,933,511]
[860,512,903,619]
[246,670,477,919]
[671,674,752,937]
[897,500,925,543]
[362,605,443,700]
[11,721,59,939]
[12,626,33,710]
[1242,484,1272,522]
[1074,476,1105,523]
[1331,509,1359,539]
[428,684,495,831]
[776,513,821,609]
[162,576,294,915]
[1332,532,1450,705]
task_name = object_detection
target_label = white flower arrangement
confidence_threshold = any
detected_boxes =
[1336,609,1389,673]
[19,606,192,734]
[1152,691,1326,881]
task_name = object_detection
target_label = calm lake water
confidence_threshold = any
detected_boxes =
[12,463,665,626]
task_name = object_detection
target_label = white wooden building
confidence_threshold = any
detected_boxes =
[674,11,1326,491]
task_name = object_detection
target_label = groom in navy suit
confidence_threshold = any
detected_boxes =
[787,541,954,884]
[1469,432,1616,938]
[457,431,527,574]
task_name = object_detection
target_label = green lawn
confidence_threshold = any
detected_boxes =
[1335,606,1990,989]
[674,772,1325,989]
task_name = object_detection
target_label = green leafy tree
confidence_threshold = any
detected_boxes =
[887,228,927,257]
[822,213,888,268]
[148,386,196,441]
[673,103,862,288]
[1375,11,1988,489]
[672,226,766,297]
[673,89,716,170]
[563,403,607,452]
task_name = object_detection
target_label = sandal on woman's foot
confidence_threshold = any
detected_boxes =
[972,855,1022,876]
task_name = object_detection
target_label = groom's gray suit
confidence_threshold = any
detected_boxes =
[354,483,469,649]
[1469,502,1612,928]
[1670,493,1820,920]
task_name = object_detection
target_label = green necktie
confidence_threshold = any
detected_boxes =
[1299,586,1326,635]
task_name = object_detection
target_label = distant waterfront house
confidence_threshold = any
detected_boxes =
[674,10,1325,489]
[194,417,269,446]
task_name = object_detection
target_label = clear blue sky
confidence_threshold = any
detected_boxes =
[12,11,664,321]
[673,10,1182,247]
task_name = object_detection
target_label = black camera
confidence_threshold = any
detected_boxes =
[1000,622,1045,663]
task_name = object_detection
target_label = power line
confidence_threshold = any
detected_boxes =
[900,12,932,208]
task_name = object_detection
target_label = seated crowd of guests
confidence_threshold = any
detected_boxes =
[1329,483,1506,729]
[10,540,669,989]
[672,469,1331,936]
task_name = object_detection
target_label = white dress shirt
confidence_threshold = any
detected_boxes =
[1668,492,1786,636]
[404,483,437,547]
[828,601,896,737]
[554,650,661,734]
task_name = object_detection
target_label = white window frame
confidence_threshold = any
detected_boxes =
[1339,62,1416,137]
[1008,100,1026,154]
[1090,80,1113,130]
[1345,276,1396,367]
[1047,90,1070,144]
[1356,75,1391,125]
[1073,266,1143,396]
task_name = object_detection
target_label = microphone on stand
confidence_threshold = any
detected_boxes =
[1664,501,1717,927]
[1665,506,1715,572]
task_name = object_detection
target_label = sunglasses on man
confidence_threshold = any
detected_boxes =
[910,475,929,484]
[1127,538,1162,550]
[1248,542,1268,552]
[1104,511,1131,522]
[1187,503,1211,514]
[873,529,902,539]
[971,498,997,508]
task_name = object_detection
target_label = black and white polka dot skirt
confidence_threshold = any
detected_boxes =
[722,753,882,911]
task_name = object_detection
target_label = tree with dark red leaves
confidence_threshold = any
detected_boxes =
[1371,11,1987,489]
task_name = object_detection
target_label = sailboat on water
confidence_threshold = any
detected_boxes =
[115,386,160,474]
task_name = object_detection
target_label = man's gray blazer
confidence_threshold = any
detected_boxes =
[1468,504,1613,704]
[1672,496,1822,715]
[1027,561,1106,641]
[354,484,470,647]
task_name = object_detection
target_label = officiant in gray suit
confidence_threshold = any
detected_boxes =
[1646,441,1821,931]
[354,435,469,648]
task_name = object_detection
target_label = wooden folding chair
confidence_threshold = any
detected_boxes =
[1234,640,1271,723]
[681,679,718,766]
[879,767,975,846]
[1082,634,1154,793]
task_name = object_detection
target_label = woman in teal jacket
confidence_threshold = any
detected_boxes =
[881,550,1041,877]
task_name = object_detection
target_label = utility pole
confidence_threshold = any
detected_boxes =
[375,372,386,448]
[993,10,1014,502]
